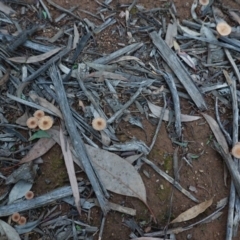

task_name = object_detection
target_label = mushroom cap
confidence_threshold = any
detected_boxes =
[33,110,45,119]
[199,0,209,6]
[231,142,240,158]
[38,116,53,130]
[11,212,20,222]
[26,117,38,129]
[216,22,232,36]
[25,191,34,200]
[18,216,27,225]
[92,117,107,131]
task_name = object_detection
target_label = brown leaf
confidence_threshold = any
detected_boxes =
[8,47,62,63]
[59,128,81,215]
[171,198,213,223]
[29,92,63,119]
[19,138,56,164]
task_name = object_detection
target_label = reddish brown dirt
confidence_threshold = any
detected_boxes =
[2,0,240,240]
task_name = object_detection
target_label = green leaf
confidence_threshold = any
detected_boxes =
[42,11,47,19]
[29,130,50,141]
[76,225,82,231]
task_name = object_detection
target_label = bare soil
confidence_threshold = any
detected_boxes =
[2,0,240,239]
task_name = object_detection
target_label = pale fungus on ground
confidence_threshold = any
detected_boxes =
[92,117,107,131]
[25,191,34,200]
[33,110,45,119]
[216,22,232,36]
[231,142,240,158]
[38,116,53,130]
[199,0,209,6]
[26,117,38,129]
[11,212,20,222]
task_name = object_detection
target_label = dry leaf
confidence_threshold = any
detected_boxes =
[148,101,201,122]
[29,92,63,119]
[202,113,229,153]
[229,11,240,24]
[0,220,21,240]
[15,112,30,126]
[178,51,196,70]
[8,47,62,63]
[47,129,147,203]
[171,198,213,223]
[19,138,56,164]
[60,128,81,215]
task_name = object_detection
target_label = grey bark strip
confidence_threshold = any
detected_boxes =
[0,185,85,217]
[149,93,167,152]
[224,49,240,84]
[50,64,109,215]
[107,86,142,124]
[224,69,240,240]
[149,31,207,110]
[214,142,240,198]
[93,42,143,64]
[23,46,71,83]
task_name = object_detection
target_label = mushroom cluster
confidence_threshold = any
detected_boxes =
[26,110,53,130]
[11,212,27,225]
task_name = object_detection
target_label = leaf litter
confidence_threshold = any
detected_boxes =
[0,0,239,239]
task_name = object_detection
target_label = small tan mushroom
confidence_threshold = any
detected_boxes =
[92,117,107,131]
[26,117,38,129]
[38,116,53,130]
[216,22,232,36]
[33,110,45,119]
[25,191,34,200]
[11,212,20,222]
[18,216,27,225]
[199,0,209,6]
[231,142,240,158]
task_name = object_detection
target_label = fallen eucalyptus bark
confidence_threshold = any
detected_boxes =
[176,35,240,52]
[7,93,59,117]
[50,64,110,215]
[93,42,143,64]
[215,98,232,146]
[0,185,85,217]
[214,142,240,198]
[149,31,207,111]
[224,49,240,84]
[107,86,142,124]
[23,44,71,83]
[223,70,240,240]
[0,33,57,53]
[149,93,167,152]
[159,70,181,137]
[141,157,199,203]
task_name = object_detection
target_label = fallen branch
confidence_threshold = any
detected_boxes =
[50,64,110,215]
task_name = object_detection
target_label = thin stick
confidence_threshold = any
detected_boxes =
[149,92,166,152]
[107,87,142,124]
[215,97,232,146]
[142,157,199,203]
[98,216,106,240]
